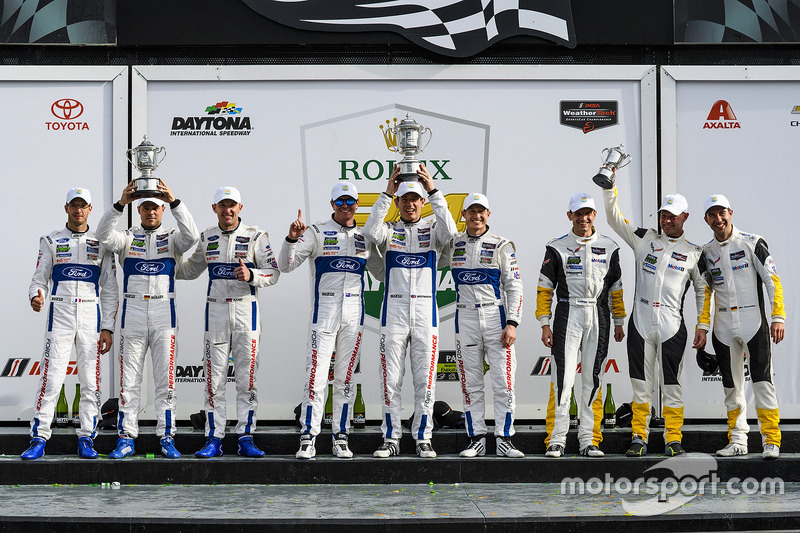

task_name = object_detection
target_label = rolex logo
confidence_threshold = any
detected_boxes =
[379,118,398,150]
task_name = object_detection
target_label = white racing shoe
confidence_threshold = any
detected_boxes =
[373,439,400,458]
[332,433,353,458]
[716,443,748,457]
[459,436,486,458]
[496,437,524,458]
[295,434,316,459]
[416,440,437,458]
[762,443,780,460]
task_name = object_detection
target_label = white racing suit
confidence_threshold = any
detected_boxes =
[604,188,711,444]
[364,190,458,442]
[703,226,784,447]
[447,229,523,438]
[278,215,381,437]
[28,226,118,441]
[536,230,626,450]
[177,219,280,438]
[96,200,199,439]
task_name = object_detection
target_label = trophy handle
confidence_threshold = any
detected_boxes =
[617,153,632,169]
[600,147,610,162]
[419,128,432,153]
[156,147,167,166]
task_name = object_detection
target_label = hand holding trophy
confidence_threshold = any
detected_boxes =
[592,144,631,190]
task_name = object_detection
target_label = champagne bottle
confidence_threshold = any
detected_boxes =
[56,384,69,428]
[72,384,81,427]
[353,384,366,429]
[324,384,333,429]
[603,383,616,428]
[569,387,578,428]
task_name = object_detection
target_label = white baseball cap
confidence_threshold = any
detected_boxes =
[704,194,731,214]
[66,187,91,205]
[138,198,165,208]
[568,193,596,213]
[214,186,242,205]
[396,181,424,198]
[463,193,490,211]
[659,193,689,215]
[331,182,358,201]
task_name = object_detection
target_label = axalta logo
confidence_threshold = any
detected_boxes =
[47,98,89,131]
[171,101,253,137]
[703,100,741,130]
[531,356,620,376]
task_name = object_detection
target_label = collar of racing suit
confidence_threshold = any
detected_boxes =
[65,223,89,235]
[330,212,356,230]
[466,225,490,239]
[220,218,242,234]
[570,228,597,244]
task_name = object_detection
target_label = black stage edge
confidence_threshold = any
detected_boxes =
[2,514,800,533]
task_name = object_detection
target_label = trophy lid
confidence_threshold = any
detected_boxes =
[134,135,155,150]
[397,114,421,129]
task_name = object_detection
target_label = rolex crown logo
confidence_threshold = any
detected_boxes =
[380,118,398,151]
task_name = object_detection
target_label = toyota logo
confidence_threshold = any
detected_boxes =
[51,99,84,120]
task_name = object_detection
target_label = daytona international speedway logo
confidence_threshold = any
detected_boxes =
[171,101,253,137]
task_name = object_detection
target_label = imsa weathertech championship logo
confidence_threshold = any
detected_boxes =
[560,101,618,134]
[171,101,253,136]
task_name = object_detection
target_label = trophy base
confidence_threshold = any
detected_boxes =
[592,169,616,190]
[397,158,420,181]
[132,177,164,199]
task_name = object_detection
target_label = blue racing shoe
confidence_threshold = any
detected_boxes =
[160,436,181,459]
[77,437,98,459]
[195,437,223,458]
[238,435,265,457]
[109,437,135,459]
[21,437,46,460]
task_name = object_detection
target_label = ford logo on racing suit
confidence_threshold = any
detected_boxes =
[331,258,361,272]
[134,262,166,275]
[63,267,92,279]
[457,271,488,284]
[211,265,236,278]
[396,254,427,268]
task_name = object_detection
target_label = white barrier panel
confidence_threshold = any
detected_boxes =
[661,66,800,418]
[126,65,657,424]
[0,67,128,422]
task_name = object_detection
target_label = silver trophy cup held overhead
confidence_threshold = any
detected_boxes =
[387,114,432,182]
[127,136,167,198]
[592,144,632,190]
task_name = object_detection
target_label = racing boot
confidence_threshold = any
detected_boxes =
[77,437,98,459]
[21,437,46,460]
[459,435,486,458]
[415,440,437,458]
[160,436,181,459]
[237,435,265,457]
[296,434,316,459]
[195,436,223,458]
[109,436,135,459]
[496,437,525,458]
[373,439,400,458]
[332,433,353,458]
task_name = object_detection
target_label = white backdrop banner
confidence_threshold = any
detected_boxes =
[661,66,800,418]
[129,65,656,423]
[0,66,128,422]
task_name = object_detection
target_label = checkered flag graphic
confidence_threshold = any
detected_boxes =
[0,0,115,44]
[242,0,576,56]
[676,0,800,43]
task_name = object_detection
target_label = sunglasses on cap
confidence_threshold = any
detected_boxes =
[334,197,357,207]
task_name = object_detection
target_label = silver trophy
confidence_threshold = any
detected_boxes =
[387,114,432,181]
[127,136,166,198]
[592,144,632,190]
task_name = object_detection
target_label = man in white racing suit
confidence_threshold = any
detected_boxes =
[702,194,785,460]
[96,179,198,459]
[279,182,381,459]
[21,187,118,460]
[536,193,626,459]
[364,164,458,458]
[601,183,710,457]
[445,193,525,459]
[177,186,280,458]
